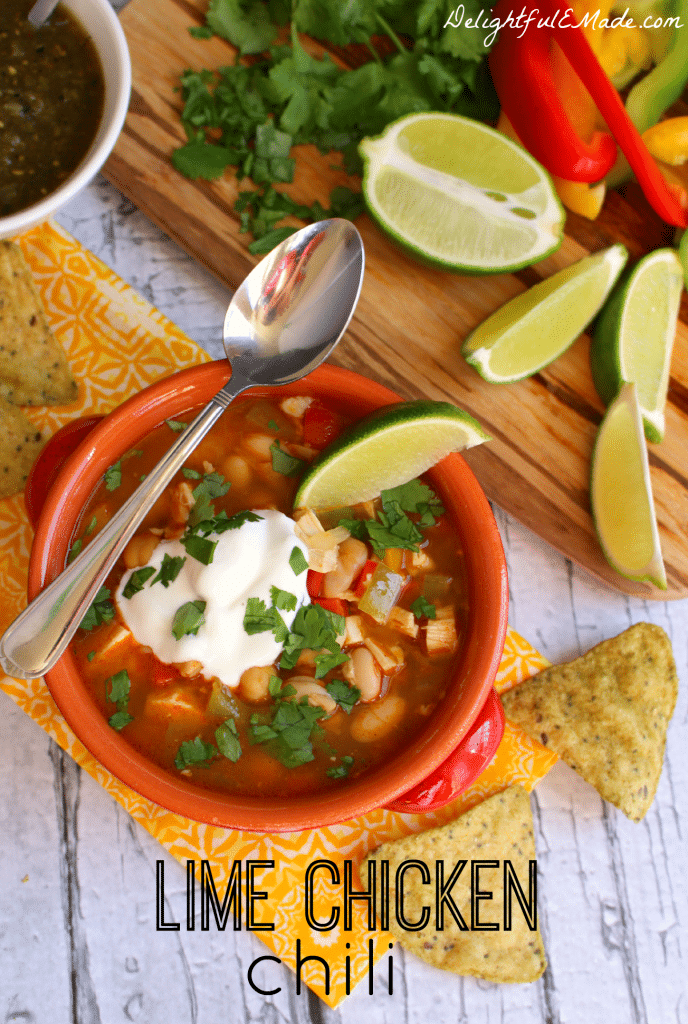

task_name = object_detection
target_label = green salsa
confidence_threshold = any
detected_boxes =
[0,0,105,217]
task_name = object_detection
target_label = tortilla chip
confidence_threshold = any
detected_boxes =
[0,240,78,406]
[362,787,546,984]
[0,396,45,498]
[501,623,678,822]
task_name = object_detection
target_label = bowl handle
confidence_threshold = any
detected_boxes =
[384,688,505,815]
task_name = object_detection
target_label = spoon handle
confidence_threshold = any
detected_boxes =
[0,375,251,680]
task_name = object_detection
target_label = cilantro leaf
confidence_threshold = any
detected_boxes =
[181,533,218,565]
[151,554,186,588]
[243,597,288,642]
[109,710,134,731]
[327,755,355,779]
[280,604,345,671]
[270,586,297,612]
[381,479,445,518]
[212,509,262,533]
[215,718,242,762]
[122,565,156,599]
[80,587,115,632]
[325,679,360,714]
[165,419,188,433]
[269,441,306,477]
[289,545,308,576]
[411,595,437,620]
[182,467,202,479]
[104,461,122,492]
[172,600,207,639]
[205,0,278,54]
[174,736,218,770]
[67,538,82,564]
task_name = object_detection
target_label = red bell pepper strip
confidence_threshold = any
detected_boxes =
[488,0,617,182]
[313,597,347,617]
[352,559,378,599]
[306,569,323,599]
[540,0,688,227]
[489,0,688,226]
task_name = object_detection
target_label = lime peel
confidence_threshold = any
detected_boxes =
[591,382,666,590]
[462,244,628,383]
[591,248,683,443]
[359,112,564,275]
[294,400,489,511]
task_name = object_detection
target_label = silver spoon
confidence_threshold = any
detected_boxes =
[28,0,60,28]
[0,219,364,680]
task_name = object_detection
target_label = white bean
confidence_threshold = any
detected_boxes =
[322,537,368,598]
[123,532,160,569]
[350,694,406,743]
[239,665,273,702]
[243,433,275,461]
[348,646,382,702]
[222,454,252,488]
[287,677,337,717]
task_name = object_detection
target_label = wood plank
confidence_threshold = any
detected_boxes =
[104,0,688,599]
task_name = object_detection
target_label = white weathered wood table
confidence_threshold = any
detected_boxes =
[1,176,686,1024]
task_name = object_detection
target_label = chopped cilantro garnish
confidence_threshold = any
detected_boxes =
[411,595,437,620]
[249,693,324,768]
[122,565,156,599]
[182,467,202,479]
[172,600,207,640]
[174,736,217,770]
[243,597,288,643]
[151,554,186,588]
[269,441,305,477]
[381,479,445,527]
[212,509,263,533]
[80,587,115,632]
[270,586,297,612]
[215,718,242,762]
[106,670,133,731]
[67,538,82,563]
[189,24,213,38]
[289,545,308,575]
[267,419,279,431]
[325,679,360,714]
[187,471,231,527]
[84,516,97,536]
[109,710,134,731]
[166,419,188,433]
[87,651,96,662]
[314,648,349,679]
[280,604,345,672]
[104,461,122,492]
[181,533,217,565]
[327,755,355,779]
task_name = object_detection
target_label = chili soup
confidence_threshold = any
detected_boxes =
[69,393,469,798]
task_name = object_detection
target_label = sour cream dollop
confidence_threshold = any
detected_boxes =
[115,510,310,689]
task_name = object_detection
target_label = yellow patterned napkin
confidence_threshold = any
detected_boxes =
[0,221,557,1007]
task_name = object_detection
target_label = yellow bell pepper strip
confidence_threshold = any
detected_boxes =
[626,0,688,134]
[496,111,606,219]
[538,0,687,225]
[643,116,688,164]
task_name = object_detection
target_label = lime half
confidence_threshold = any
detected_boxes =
[591,248,683,443]
[462,245,628,383]
[294,400,489,510]
[591,383,666,589]
[359,113,564,274]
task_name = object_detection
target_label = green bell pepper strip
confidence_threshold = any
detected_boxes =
[626,0,688,134]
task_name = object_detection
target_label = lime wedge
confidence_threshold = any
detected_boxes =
[462,245,628,383]
[359,112,564,275]
[591,248,683,443]
[591,382,666,589]
[294,400,489,510]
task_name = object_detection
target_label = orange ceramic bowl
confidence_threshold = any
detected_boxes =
[28,362,508,831]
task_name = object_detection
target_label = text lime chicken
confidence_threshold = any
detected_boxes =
[72,394,475,797]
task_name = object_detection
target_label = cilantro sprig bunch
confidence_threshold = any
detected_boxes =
[339,478,445,558]
[173,0,498,250]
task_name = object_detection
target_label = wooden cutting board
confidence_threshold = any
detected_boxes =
[104,0,688,599]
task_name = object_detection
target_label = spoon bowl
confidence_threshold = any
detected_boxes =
[0,220,364,680]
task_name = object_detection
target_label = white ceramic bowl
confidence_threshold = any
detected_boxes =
[0,0,131,239]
